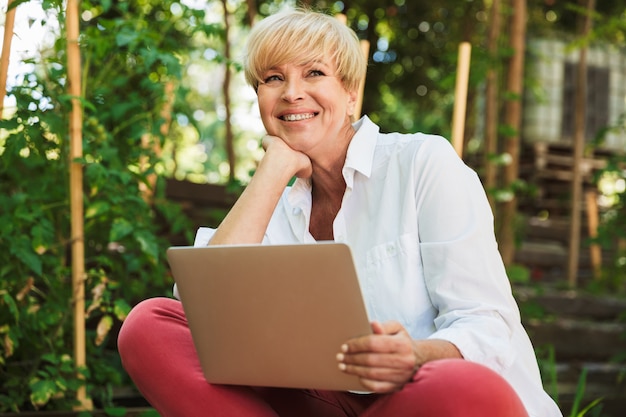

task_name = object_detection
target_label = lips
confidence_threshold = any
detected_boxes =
[279,112,317,121]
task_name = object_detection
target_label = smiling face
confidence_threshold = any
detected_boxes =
[243,10,367,158]
[257,59,357,156]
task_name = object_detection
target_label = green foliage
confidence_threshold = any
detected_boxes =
[506,264,531,285]
[589,114,626,293]
[0,0,196,411]
[529,0,626,42]
[569,369,604,417]
[1,0,624,412]
[536,344,560,403]
[536,345,604,416]
[341,1,484,136]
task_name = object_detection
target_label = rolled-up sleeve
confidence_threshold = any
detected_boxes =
[416,138,519,373]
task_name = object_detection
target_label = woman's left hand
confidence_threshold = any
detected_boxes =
[336,321,419,393]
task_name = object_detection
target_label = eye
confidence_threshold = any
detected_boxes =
[307,69,325,77]
[262,74,283,84]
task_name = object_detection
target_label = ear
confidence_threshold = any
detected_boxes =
[346,89,358,117]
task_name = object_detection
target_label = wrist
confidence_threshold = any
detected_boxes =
[256,150,306,183]
[413,339,463,367]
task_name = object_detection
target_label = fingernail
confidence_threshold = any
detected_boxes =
[341,344,348,353]
[336,353,344,361]
[338,363,347,371]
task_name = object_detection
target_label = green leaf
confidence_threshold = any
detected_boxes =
[16,250,43,276]
[31,220,55,254]
[86,201,111,219]
[116,29,138,47]
[577,397,603,417]
[135,230,159,263]
[569,368,588,417]
[1,293,19,322]
[54,376,68,391]
[110,218,134,242]
[10,238,42,276]
[40,353,60,365]
[100,0,113,12]
[497,124,518,138]
[113,299,132,321]
[29,379,57,408]
[0,118,21,130]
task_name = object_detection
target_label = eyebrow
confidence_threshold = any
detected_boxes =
[267,58,331,71]
[301,59,330,68]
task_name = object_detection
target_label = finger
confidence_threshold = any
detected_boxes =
[371,321,385,335]
[358,378,405,394]
[338,352,416,370]
[347,321,410,353]
[375,320,405,335]
[342,333,412,355]
[260,135,272,150]
[338,361,415,387]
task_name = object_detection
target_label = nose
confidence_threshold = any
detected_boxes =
[281,77,305,102]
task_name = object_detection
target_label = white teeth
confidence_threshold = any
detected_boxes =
[282,113,315,121]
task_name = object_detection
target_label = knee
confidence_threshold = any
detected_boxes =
[416,358,504,388]
[412,359,528,417]
[117,297,180,362]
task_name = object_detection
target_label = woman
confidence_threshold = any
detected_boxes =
[118,8,562,417]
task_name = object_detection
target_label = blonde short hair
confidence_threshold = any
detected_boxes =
[243,9,367,93]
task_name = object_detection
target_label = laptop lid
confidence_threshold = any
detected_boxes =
[166,242,372,392]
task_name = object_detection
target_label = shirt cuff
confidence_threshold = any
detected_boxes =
[427,324,515,374]
[172,227,217,299]
[193,227,216,246]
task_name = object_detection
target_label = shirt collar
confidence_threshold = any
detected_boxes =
[287,176,312,208]
[343,115,379,179]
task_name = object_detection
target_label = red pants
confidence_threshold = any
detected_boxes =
[118,298,529,417]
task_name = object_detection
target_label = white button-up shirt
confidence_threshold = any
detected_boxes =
[189,116,562,417]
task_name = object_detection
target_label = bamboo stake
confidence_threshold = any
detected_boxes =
[451,42,472,158]
[221,0,235,182]
[585,189,602,278]
[499,0,527,266]
[66,0,92,410]
[0,0,17,118]
[567,0,595,288]
[484,0,501,211]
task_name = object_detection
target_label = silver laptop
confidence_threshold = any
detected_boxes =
[166,242,372,391]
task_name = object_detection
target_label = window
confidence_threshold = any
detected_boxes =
[561,63,610,142]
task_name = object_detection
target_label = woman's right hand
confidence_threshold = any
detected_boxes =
[261,135,313,179]
[209,133,312,245]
